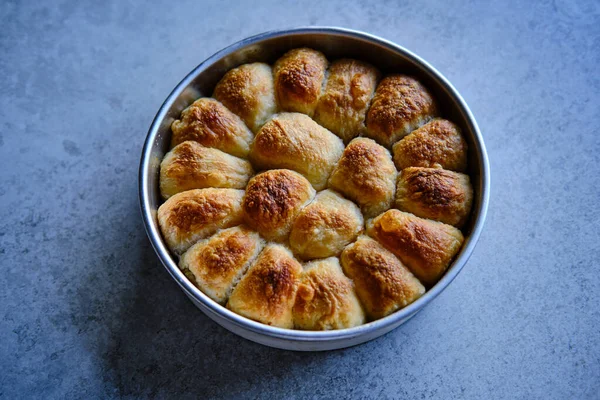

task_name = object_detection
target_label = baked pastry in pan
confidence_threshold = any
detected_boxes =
[157,188,245,254]
[293,257,365,330]
[273,48,328,116]
[328,137,397,218]
[242,169,315,242]
[340,236,425,320]
[227,243,303,328]
[157,47,475,330]
[160,141,253,199]
[313,59,380,143]
[170,97,254,158]
[213,62,277,132]
[392,118,468,172]
[289,189,363,260]
[395,167,473,228]
[179,225,264,304]
[366,74,438,148]
[367,209,464,286]
[249,112,344,190]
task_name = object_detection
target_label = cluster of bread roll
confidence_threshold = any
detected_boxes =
[157,48,473,330]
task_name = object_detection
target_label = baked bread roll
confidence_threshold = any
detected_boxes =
[213,62,277,132]
[366,75,438,148]
[227,243,303,328]
[273,48,328,116]
[170,97,254,158]
[157,188,244,254]
[367,210,464,286]
[289,190,363,260]
[328,137,397,218]
[293,257,365,330]
[249,112,344,190]
[243,169,316,242]
[160,141,254,199]
[179,226,265,304]
[340,236,425,320]
[392,119,468,172]
[313,59,380,143]
[395,167,473,227]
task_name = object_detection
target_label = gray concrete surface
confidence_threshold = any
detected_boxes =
[1,0,599,398]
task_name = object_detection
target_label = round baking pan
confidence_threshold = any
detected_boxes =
[139,27,490,351]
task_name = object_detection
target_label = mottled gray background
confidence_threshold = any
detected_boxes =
[1,0,599,398]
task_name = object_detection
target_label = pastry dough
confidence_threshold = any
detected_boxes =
[340,236,425,319]
[213,62,277,132]
[157,188,244,254]
[366,75,437,148]
[289,190,363,260]
[293,257,365,330]
[180,226,264,304]
[160,141,253,199]
[249,112,344,190]
[170,97,254,158]
[367,210,464,286]
[328,137,397,218]
[392,119,468,171]
[273,48,328,116]
[395,167,473,227]
[227,243,303,328]
[313,59,380,143]
[243,169,315,242]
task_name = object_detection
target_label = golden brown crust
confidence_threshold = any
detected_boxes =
[366,75,438,148]
[366,210,464,286]
[227,243,303,328]
[179,226,265,304]
[157,188,245,254]
[170,98,254,158]
[313,59,380,143]
[328,137,397,218]
[249,112,344,190]
[293,258,365,330]
[213,62,277,132]
[289,190,363,260]
[395,167,473,227]
[273,48,328,116]
[340,236,425,320]
[243,169,316,242]
[159,141,254,199]
[392,119,468,171]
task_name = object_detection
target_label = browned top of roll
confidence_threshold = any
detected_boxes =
[366,209,464,286]
[243,169,315,241]
[392,118,468,172]
[249,112,344,190]
[395,167,473,227]
[213,62,276,132]
[227,243,303,328]
[366,74,438,148]
[340,236,425,320]
[273,48,328,116]
[292,257,365,330]
[328,137,397,218]
[180,226,264,304]
[160,141,253,199]
[157,188,245,254]
[170,97,253,158]
[313,59,380,143]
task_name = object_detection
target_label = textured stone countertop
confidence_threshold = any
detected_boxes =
[1,1,599,398]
